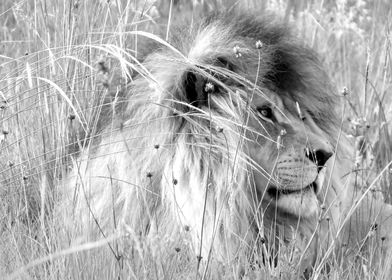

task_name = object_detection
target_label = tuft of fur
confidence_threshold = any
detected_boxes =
[60,11,392,276]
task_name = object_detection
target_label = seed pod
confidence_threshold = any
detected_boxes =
[233,45,242,58]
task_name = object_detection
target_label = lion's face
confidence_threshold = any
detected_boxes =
[246,92,333,218]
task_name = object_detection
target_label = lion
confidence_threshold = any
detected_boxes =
[61,11,392,277]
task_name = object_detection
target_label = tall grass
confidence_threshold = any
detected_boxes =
[1,0,392,279]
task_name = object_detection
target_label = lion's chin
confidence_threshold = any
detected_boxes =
[267,183,320,218]
[266,167,327,218]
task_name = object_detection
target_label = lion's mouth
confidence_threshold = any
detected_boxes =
[267,182,317,199]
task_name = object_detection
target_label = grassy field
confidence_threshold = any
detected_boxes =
[1,0,392,279]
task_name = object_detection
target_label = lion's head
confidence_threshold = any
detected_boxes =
[64,11,392,277]
[248,90,334,217]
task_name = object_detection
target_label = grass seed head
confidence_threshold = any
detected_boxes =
[342,87,349,96]
[204,82,215,94]
[255,40,263,49]
[0,101,7,110]
[97,55,109,73]
[233,45,242,58]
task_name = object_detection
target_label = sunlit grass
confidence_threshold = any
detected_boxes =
[1,0,392,279]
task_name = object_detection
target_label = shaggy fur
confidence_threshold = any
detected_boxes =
[62,11,392,276]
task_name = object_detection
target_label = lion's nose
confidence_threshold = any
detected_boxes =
[306,149,333,171]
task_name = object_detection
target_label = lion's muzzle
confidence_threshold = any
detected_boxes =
[269,149,333,198]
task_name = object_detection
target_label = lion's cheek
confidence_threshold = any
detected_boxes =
[249,147,276,194]
[252,171,272,197]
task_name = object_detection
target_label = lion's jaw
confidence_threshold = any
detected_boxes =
[273,189,319,218]
[256,154,324,219]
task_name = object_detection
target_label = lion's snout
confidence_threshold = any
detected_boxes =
[274,153,318,190]
[305,148,333,172]
[272,147,333,193]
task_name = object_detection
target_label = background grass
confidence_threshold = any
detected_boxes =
[1,0,392,279]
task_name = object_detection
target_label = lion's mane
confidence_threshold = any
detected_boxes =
[62,11,392,275]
